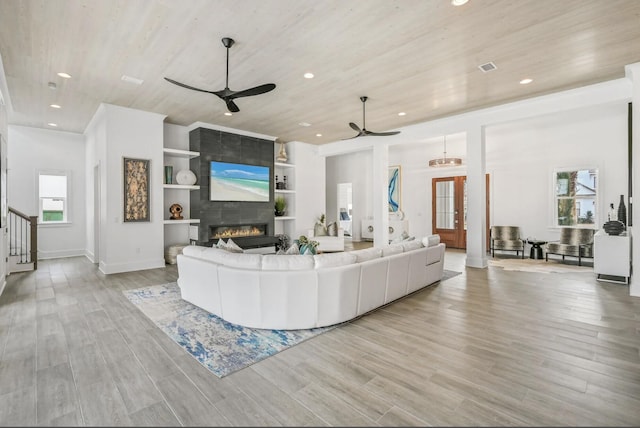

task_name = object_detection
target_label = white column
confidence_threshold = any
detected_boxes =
[625,62,640,296]
[465,125,488,268]
[372,143,389,247]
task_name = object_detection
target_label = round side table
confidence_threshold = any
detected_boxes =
[527,239,547,260]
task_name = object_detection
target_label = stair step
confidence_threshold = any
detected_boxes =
[9,255,35,273]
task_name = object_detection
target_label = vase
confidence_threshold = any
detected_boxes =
[617,194,627,226]
[164,165,173,184]
[603,220,625,236]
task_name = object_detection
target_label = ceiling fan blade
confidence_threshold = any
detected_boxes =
[164,77,214,94]
[230,83,276,99]
[349,122,362,132]
[225,99,240,113]
[367,130,401,136]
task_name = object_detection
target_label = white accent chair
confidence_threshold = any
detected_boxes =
[306,227,345,252]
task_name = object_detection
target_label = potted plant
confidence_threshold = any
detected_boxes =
[274,196,286,216]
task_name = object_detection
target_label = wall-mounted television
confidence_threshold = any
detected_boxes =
[210,161,270,202]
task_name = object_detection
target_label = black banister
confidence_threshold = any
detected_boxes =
[8,207,38,270]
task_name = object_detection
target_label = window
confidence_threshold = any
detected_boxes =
[38,171,69,223]
[554,168,597,227]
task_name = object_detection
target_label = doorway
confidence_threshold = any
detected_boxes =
[336,182,352,237]
[432,175,489,249]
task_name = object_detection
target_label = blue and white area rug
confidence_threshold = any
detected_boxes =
[123,283,334,377]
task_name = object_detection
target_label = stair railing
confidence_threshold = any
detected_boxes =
[8,207,38,270]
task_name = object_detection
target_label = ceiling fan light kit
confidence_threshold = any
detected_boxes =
[345,96,401,139]
[164,37,276,113]
[429,136,462,167]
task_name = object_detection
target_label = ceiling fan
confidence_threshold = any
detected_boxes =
[164,37,275,113]
[345,96,401,139]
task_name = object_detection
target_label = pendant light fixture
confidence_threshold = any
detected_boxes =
[429,135,462,167]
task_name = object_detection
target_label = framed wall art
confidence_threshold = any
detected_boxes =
[123,157,150,222]
[388,165,401,212]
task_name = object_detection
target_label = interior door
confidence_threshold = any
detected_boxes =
[432,175,489,250]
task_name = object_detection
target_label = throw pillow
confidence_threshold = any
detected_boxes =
[314,223,327,236]
[225,238,243,253]
[285,242,300,255]
[327,222,338,236]
[215,239,227,249]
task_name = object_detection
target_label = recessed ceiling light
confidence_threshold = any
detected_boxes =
[57,72,71,79]
[398,112,406,116]
[224,112,232,116]
[47,123,58,127]
[451,0,468,5]
[298,122,311,127]
[304,72,314,79]
[520,78,533,85]
[121,74,144,85]
[316,133,322,137]
[50,104,61,109]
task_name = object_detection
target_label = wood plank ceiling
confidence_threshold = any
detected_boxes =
[0,0,639,145]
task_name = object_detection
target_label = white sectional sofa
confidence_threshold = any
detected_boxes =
[176,236,445,330]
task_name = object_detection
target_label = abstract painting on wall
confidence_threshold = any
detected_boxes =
[124,157,150,222]
[388,165,401,212]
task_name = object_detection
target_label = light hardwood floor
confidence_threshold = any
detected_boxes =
[1,248,640,426]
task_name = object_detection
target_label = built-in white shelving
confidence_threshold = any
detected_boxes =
[274,152,296,236]
[163,147,200,158]
[163,184,200,190]
[163,219,201,225]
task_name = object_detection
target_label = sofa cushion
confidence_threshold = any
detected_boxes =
[313,252,357,269]
[215,239,227,249]
[199,247,231,264]
[401,240,423,252]
[382,243,404,257]
[182,245,208,258]
[262,254,314,270]
[351,247,382,263]
[422,234,441,247]
[221,252,262,269]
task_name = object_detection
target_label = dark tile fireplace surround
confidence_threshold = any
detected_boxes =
[189,127,278,249]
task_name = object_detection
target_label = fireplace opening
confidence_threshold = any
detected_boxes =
[210,224,267,240]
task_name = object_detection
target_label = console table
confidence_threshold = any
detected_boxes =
[593,229,631,284]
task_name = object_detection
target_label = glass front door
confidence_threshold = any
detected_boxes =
[432,175,489,250]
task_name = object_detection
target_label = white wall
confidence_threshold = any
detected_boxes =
[326,101,629,244]
[85,103,166,274]
[0,77,8,293]
[326,150,372,241]
[290,141,326,239]
[8,125,86,259]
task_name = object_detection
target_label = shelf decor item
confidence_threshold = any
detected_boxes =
[617,194,627,226]
[169,203,184,220]
[603,220,625,236]
[176,169,197,185]
[276,139,288,163]
[274,196,286,216]
[124,157,150,222]
[164,165,173,184]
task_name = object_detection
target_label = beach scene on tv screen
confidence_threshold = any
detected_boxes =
[210,161,270,202]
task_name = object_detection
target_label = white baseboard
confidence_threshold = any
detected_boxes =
[85,249,96,263]
[99,258,165,275]
[37,248,86,260]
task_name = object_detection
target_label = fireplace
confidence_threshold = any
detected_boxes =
[210,223,267,240]
[208,223,279,250]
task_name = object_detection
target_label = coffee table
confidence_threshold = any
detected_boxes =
[527,239,547,260]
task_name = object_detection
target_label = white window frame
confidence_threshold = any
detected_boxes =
[552,166,598,229]
[37,169,71,225]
